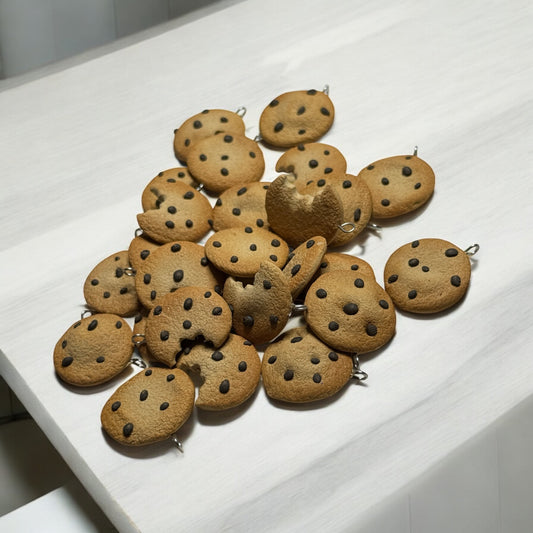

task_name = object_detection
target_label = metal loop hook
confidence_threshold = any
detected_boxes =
[291,303,307,315]
[323,84,330,95]
[338,222,356,234]
[366,222,382,233]
[195,183,205,192]
[235,106,247,117]
[413,145,419,156]
[131,333,146,347]
[465,243,480,256]
[81,309,93,319]
[254,134,263,143]
[172,435,184,453]
[123,266,136,277]
[135,227,144,238]
[130,357,147,369]
[350,355,368,381]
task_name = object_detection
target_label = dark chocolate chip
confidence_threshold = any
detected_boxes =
[284,369,294,381]
[88,319,98,331]
[313,373,322,383]
[366,323,378,336]
[219,380,230,394]
[328,321,339,331]
[451,275,461,287]
[123,423,133,437]
[183,298,193,310]
[160,330,169,341]
[160,402,169,410]
[111,401,121,411]
[316,288,327,298]
[212,351,223,361]
[173,270,184,283]
[243,315,254,327]
[61,356,73,367]
[140,390,148,401]
[343,303,359,315]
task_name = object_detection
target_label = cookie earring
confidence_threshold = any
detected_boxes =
[53,311,136,387]
[384,238,480,313]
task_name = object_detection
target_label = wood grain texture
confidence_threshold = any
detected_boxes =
[1,0,533,531]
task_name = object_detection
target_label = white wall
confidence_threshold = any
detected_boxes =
[0,0,222,78]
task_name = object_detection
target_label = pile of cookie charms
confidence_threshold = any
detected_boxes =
[53,86,480,451]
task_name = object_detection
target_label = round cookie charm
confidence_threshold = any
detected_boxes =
[211,181,270,232]
[275,142,347,184]
[141,168,198,210]
[173,108,246,163]
[259,89,335,148]
[137,181,212,244]
[357,152,435,218]
[178,334,261,410]
[101,367,195,446]
[187,133,265,194]
[205,226,289,278]
[384,238,475,313]
[262,326,354,403]
[127,233,160,273]
[54,313,133,387]
[305,271,396,354]
[316,252,376,280]
[144,287,232,367]
[134,241,225,310]
[83,251,139,317]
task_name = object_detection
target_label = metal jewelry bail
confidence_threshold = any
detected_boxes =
[323,84,330,95]
[81,309,93,319]
[413,145,419,156]
[338,222,356,234]
[172,434,184,453]
[253,133,263,143]
[195,183,205,192]
[350,355,368,381]
[465,243,480,256]
[291,303,308,315]
[123,266,136,277]
[131,333,146,347]
[130,356,147,369]
[235,106,247,117]
[135,227,144,238]
[366,222,382,233]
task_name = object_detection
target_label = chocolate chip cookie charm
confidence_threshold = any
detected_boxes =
[211,181,270,232]
[101,367,195,446]
[134,241,225,310]
[178,333,261,410]
[259,88,335,148]
[205,226,289,278]
[137,181,212,244]
[357,149,435,218]
[275,142,347,184]
[173,108,247,163]
[305,270,396,354]
[261,326,354,403]
[187,133,265,194]
[83,251,139,317]
[141,168,198,209]
[54,313,134,387]
[384,238,478,313]
[144,287,232,367]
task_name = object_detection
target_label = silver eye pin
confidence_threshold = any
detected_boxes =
[235,106,247,117]
[465,244,480,256]
[323,84,330,95]
[350,355,368,381]
[81,310,93,319]
[172,435,184,453]
[130,356,147,369]
[291,303,308,315]
[413,145,418,156]
[131,333,146,348]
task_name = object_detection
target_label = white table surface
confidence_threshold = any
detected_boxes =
[1,0,533,531]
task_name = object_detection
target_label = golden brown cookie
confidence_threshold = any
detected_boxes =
[101,367,194,446]
[127,233,160,274]
[134,241,225,310]
[223,262,292,346]
[178,334,261,410]
[305,271,396,354]
[265,174,343,247]
[276,142,347,185]
[137,181,212,244]
[261,326,354,403]
[141,168,198,210]
[358,154,435,218]
[205,226,289,278]
[54,314,133,387]
[83,251,139,317]
[173,108,246,163]
[282,236,327,298]
[316,252,376,280]
[187,133,265,194]
[301,173,373,247]
[384,238,473,313]
[259,89,335,148]
[144,287,232,367]
[211,181,270,232]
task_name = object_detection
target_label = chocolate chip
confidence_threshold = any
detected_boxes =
[140,390,148,401]
[123,423,133,437]
[111,401,121,411]
[366,324,378,336]
[219,380,230,394]
[343,303,358,315]
[160,402,169,411]
[61,356,73,367]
